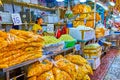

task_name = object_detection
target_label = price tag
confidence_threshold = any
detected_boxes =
[12,13,22,25]
[47,24,54,33]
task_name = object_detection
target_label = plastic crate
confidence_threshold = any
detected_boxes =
[64,39,77,48]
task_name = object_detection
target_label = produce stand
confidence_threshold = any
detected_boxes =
[0,0,117,79]
[98,33,120,58]
[0,47,75,80]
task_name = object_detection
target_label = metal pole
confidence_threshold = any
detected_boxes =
[94,0,96,29]
[6,71,10,80]
[29,7,31,23]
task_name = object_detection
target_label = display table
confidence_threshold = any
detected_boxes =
[98,34,120,58]
[0,47,75,80]
[77,38,95,56]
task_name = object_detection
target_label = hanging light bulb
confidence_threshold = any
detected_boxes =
[109,2,115,6]
[79,0,86,2]
[0,0,2,6]
[65,0,73,19]
[56,0,64,2]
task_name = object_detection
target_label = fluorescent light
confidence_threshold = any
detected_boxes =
[79,0,86,2]
[88,0,95,2]
[56,0,64,2]
[96,2,109,11]
[109,2,115,6]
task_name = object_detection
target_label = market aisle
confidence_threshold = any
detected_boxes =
[90,48,119,80]
[104,50,120,80]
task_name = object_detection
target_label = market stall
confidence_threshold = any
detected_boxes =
[0,0,118,80]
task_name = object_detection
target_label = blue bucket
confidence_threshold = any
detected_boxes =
[67,23,73,28]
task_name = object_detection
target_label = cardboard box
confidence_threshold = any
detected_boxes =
[43,14,59,23]
[87,57,101,70]
[0,12,12,23]
[20,12,30,23]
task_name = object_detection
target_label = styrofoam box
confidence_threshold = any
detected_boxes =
[0,12,12,23]
[30,0,38,4]
[87,57,100,70]
[69,28,95,41]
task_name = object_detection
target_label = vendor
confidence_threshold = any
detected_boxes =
[32,17,43,34]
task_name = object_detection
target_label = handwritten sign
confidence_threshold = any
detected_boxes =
[12,13,22,25]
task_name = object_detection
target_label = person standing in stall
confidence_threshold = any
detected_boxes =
[32,17,43,35]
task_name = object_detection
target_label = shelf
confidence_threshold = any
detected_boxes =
[1,23,30,26]
[1,23,43,25]
[54,23,65,26]
[2,47,74,72]
[77,38,95,43]
[1,23,13,25]
[75,19,95,21]
[2,0,55,11]
[2,57,44,72]
[80,12,97,14]
[1,23,66,26]
[10,73,25,80]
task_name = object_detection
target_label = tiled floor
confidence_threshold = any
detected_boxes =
[90,48,119,80]
[104,52,120,80]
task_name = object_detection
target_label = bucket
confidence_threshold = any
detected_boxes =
[67,23,73,28]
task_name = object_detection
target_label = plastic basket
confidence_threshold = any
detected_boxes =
[64,39,77,48]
